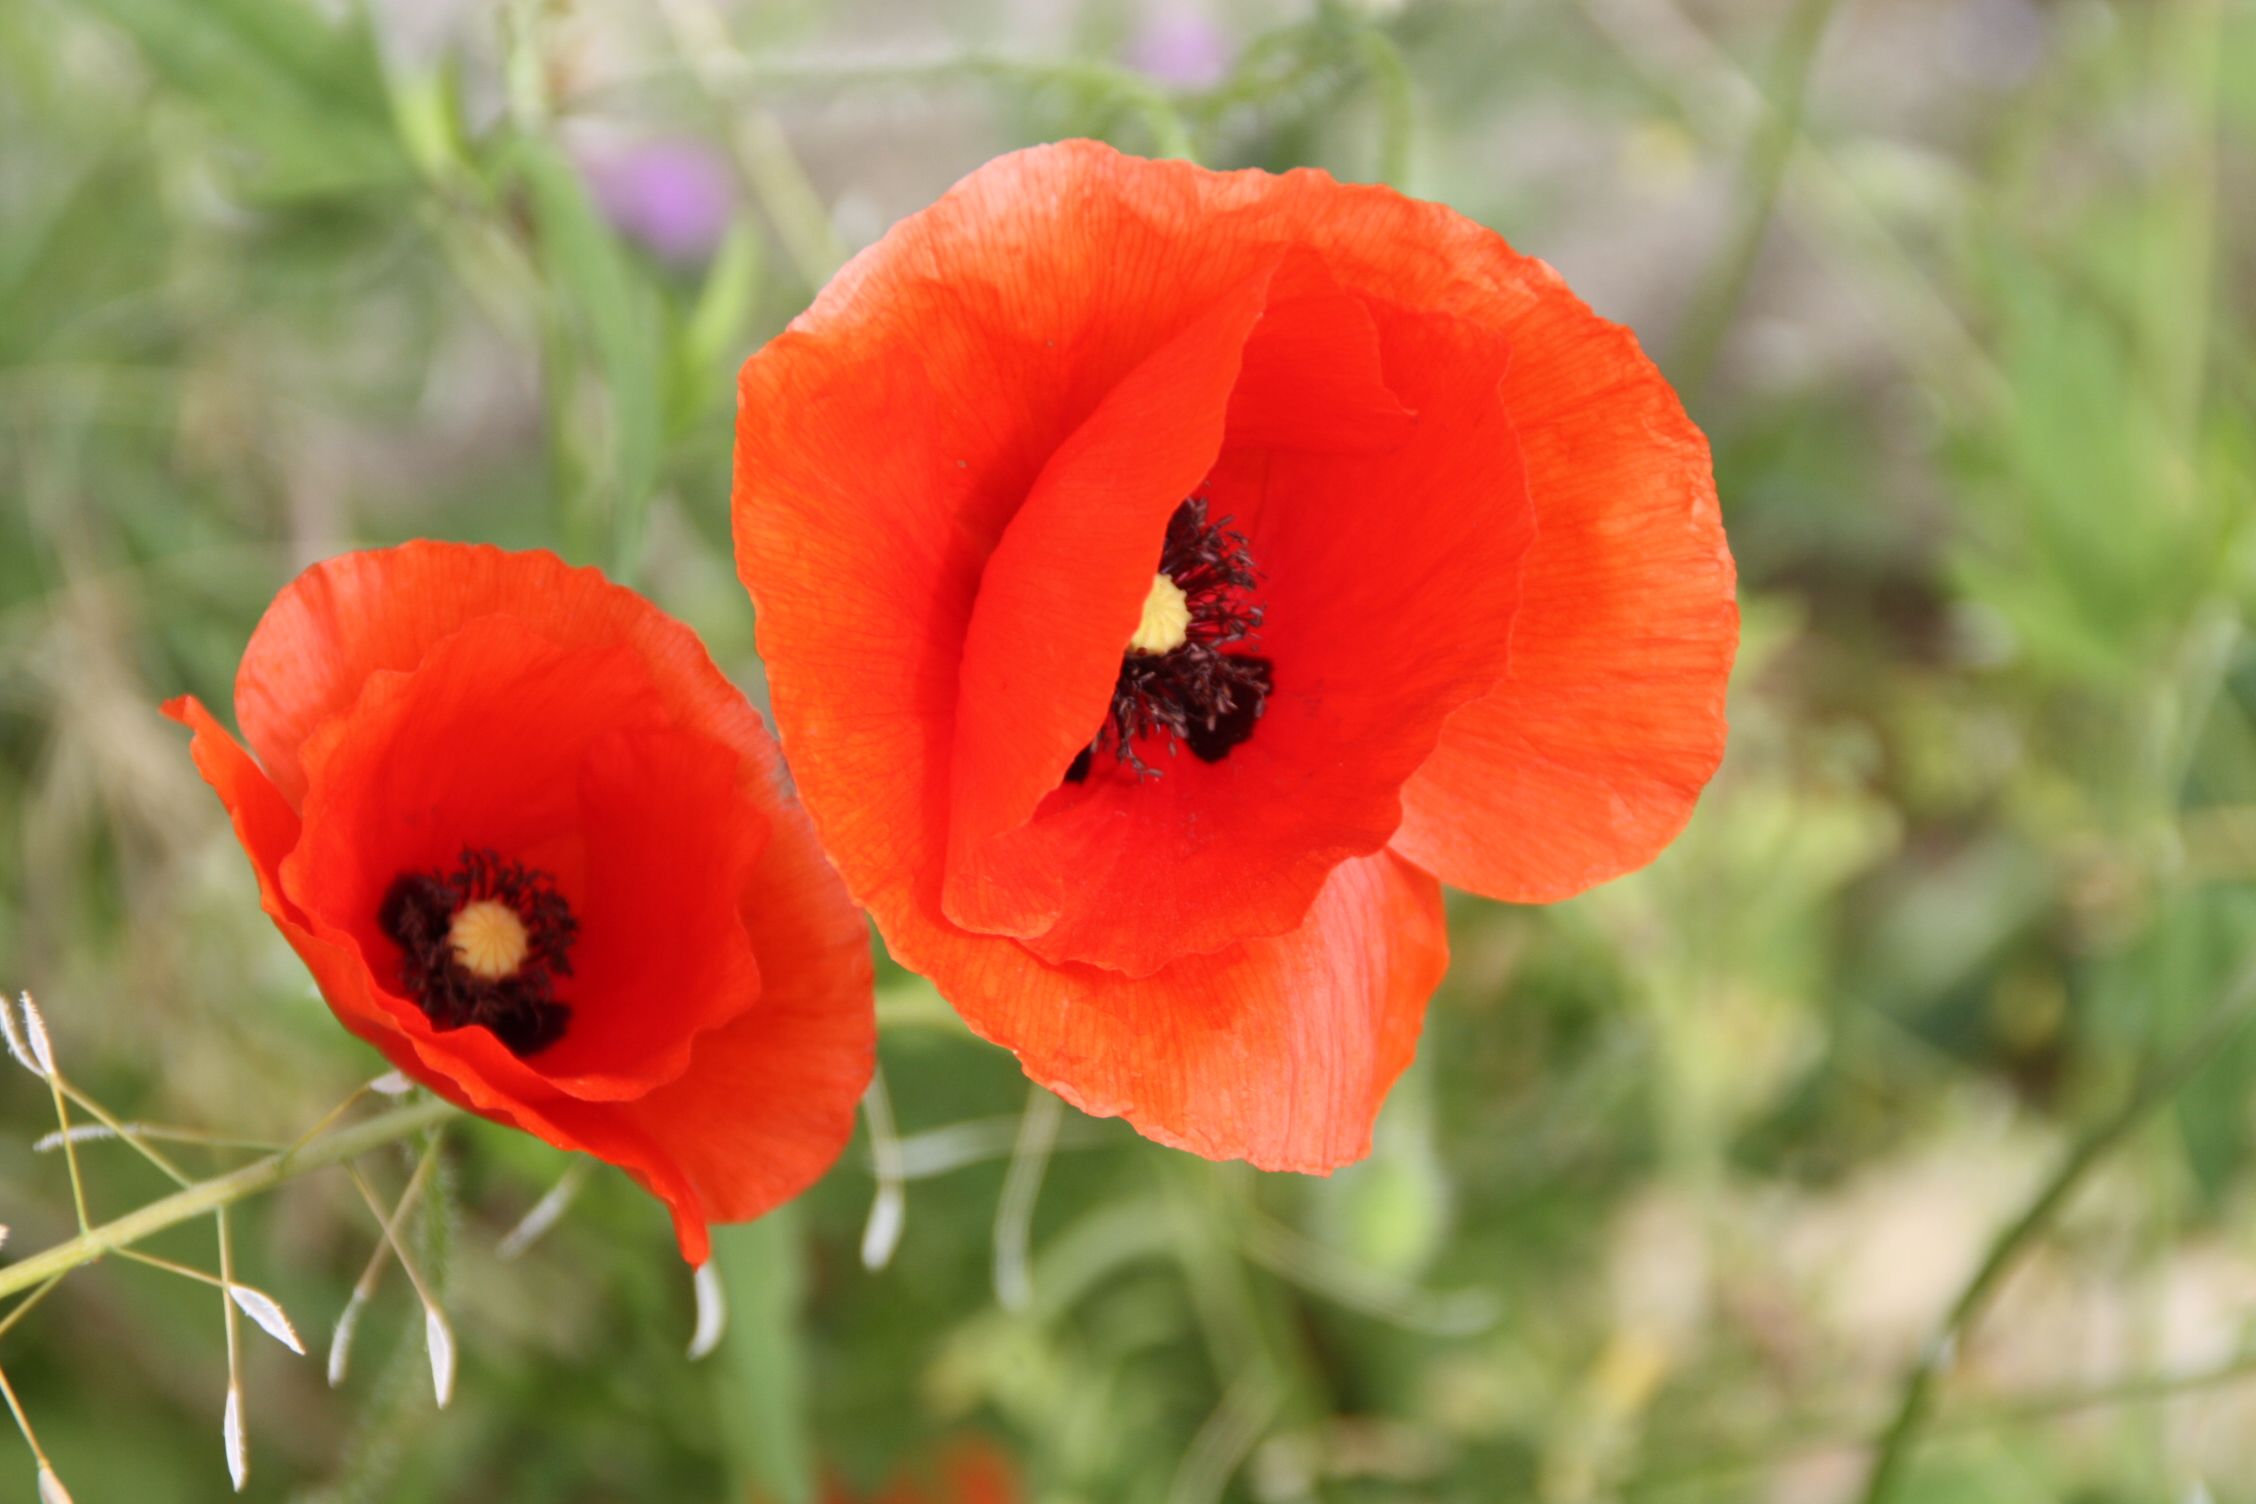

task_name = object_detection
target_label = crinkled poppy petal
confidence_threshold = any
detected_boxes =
[172,699,869,1268]
[167,696,565,1112]
[281,617,758,1100]
[164,696,312,931]
[237,542,777,808]
[735,143,1381,941]
[178,544,874,1262]
[1224,255,1418,453]
[539,727,769,1084]
[1391,282,1735,901]
[942,267,1277,943]
[737,140,1723,1169]
[894,849,1445,1171]
[588,777,875,1258]
[979,302,1525,976]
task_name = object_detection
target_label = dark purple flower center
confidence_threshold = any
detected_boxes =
[1065,498,1273,783]
[379,847,577,1058]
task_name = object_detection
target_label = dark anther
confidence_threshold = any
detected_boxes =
[378,847,576,1058]
[1064,497,1272,782]
[1181,657,1272,762]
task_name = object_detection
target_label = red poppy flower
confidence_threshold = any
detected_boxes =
[165,543,875,1263]
[823,1440,1019,1504]
[733,141,1735,1170]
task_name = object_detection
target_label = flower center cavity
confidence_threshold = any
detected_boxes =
[379,848,577,1058]
[1066,497,1272,782]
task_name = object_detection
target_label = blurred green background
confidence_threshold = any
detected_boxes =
[4,0,2256,1499]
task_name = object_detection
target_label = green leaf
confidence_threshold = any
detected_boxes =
[675,216,764,435]
[72,0,409,196]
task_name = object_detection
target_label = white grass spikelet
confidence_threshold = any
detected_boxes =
[688,1261,726,1360]
[368,1070,413,1097]
[425,1309,456,1408]
[37,1465,72,1504]
[327,1289,368,1388]
[228,1285,305,1355]
[2,994,46,1080]
[222,1385,247,1492]
[861,1185,905,1273]
[859,1074,907,1272]
[496,1161,588,1261]
[34,1123,124,1152]
[17,995,54,1078]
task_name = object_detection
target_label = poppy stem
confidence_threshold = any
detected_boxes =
[0,1096,458,1305]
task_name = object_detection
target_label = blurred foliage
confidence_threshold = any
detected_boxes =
[3,0,2256,1501]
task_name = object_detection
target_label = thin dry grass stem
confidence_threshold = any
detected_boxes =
[217,1207,247,1491]
[0,1097,457,1305]
[329,1138,434,1387]
[0,1362,61,1496]
[344,1143,455,1407]
[118,1246,231,1288]
[8,997,91,1233]
[344,1151,441,1310]
[282,1075,397,1161]
[496,1158,592,1262]
[110,1248,303,1353]
[0,1280,64,1348]
[48,1087,195,1186]
[890,1112,1113,1179]
[992,1087,1064,1313]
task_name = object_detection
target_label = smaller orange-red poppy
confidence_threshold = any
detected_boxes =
[822,1440,1020,1504]
[167,542,874,1263]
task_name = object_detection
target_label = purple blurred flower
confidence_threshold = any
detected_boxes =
[578,138,738,265]
[1125,4,1233,90]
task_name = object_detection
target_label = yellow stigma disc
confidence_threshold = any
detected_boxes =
[1126,573,1191,657]
[449,899,530,980]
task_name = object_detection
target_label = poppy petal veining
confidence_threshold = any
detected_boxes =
[170,542,876,1263]
[733,140,1736,1169]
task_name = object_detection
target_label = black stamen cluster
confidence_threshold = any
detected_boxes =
[378,847,576,1058]
[1067,498,1273,782]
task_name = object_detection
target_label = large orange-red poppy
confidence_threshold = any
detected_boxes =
[167,543,875,1263]
[733,141,1735,1170]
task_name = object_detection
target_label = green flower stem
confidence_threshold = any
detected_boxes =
[0,1097,458,1304]
[1856,962,2256,1503]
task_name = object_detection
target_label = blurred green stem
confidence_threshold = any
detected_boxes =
[654,0,850,287]
[1353,27,1416,185]
[1856,961,2256,1503]
[1583,0,2009,415]
[0,1097,456,1303]
[1668,0,1842,401]
[680,50,1198,164]
[1628,1340,2256,1494]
